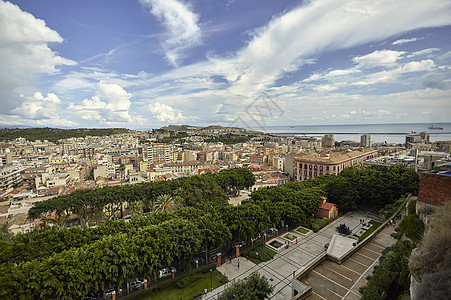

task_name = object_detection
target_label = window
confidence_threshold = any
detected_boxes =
[320,166,323,171]
[309,165,312,170]
[326,166,329,171]
[314,172,317,177]
[299,164,302,169]
[314,165,317,170]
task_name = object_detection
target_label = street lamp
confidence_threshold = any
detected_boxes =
[210,269,213,292]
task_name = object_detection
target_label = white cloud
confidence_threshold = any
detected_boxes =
[140,0,202,66]
[392,37,418,45]
[69,82,136,123]
[5,92,77,127]
[13,92,60,119]
[401,59,435,72]
[0,1,76,113]
[148,102,186,123]
[223,0,451,95]
[409,48,440,57]
[353,50,405,68]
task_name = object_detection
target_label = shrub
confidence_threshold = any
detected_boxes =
[218,273,229,284]
[336,224,352,235]
[310,218,331,232]
[242,244,276,263]
[407,200,417,215]
[311,223,320,232]
[176,273,203,288]
[399,214,424,244]
[152,264,217,291]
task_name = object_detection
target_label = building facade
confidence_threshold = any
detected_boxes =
[360,134,371,148]
[294,149,378,181]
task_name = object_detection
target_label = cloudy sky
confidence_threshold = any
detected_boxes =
[1,0,450,130]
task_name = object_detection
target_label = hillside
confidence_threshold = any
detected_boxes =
[0,127,132,142]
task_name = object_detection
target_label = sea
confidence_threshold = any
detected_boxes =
[249,123,451,144]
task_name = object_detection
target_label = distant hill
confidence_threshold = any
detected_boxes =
[0,127,132,142]
[159,124,249,132]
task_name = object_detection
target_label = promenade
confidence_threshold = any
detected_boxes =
[204,211,392,299]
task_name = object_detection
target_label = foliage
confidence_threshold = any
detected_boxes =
[399,214,425,244]
[175,273,203,288]
[409,203,451,299]
[203,133,255,144]
[336,224,352,235]
[361,240,412,300]
[28,168,255,220]
[218,271,274,300]
[241,244,276,264]
[324,165,419,212]
[0,218,201,299]
[407,200,417,215]
[0,127,131,142]
[133,269,226,300]
[358,221,382,242]
[247,183,324,228]
[0,224,13,242]
[296,227,309,234]
[308,218,331,233]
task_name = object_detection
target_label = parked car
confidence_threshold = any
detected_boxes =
[84,290,102,300]
[157,267,176,279]
[193,257,205,264]
[130,278,144,288]
[267,227,276,234]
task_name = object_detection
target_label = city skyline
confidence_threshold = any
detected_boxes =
[1,0,450,129]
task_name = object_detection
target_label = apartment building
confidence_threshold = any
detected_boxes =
[0,166,24,189]
[144,144,174,163]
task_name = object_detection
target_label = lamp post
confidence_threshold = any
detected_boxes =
[210,269,213,292]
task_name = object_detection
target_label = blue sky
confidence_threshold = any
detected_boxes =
[0,0,450,130]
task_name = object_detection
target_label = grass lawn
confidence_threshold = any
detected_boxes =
[296,227,309,234]
[139,270,225,300]
[358,221,382,242]
[283,234,296,241]
[248,256,262,264]
[242,244,277,265]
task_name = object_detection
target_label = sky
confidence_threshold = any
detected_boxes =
[0,0,450,130]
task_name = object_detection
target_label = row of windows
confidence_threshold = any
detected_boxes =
[303,171,324,177]
[299,164,334,171]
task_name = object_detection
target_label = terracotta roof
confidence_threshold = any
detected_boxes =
[319,202,336,211]
[294,149,377,164]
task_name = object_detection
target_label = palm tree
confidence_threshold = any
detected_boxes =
[156,194,175,213]
[130,200,143,217]
[119,163,126,185]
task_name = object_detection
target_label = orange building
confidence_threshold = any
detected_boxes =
[316,198,338,219]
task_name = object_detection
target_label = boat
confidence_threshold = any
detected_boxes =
[428,125,444,130]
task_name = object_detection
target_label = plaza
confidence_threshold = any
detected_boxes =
[204,211,395,299]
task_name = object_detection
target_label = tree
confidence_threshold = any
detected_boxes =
[0,224,13,242]
[156,194,176,213]
[218,271,274,300]
[336,224,352,235]
[119,163,126,185]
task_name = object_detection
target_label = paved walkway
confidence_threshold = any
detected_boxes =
[203,211,380,299]
[302,225,397,300]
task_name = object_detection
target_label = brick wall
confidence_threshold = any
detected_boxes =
[417,173,451,206]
